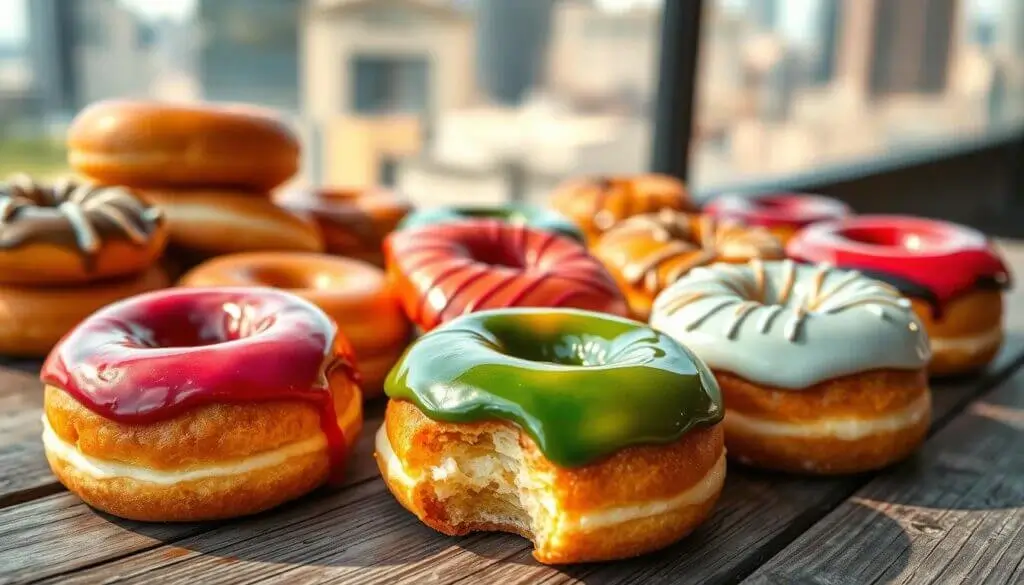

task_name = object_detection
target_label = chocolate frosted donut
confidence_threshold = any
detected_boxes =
[0,174,167,284]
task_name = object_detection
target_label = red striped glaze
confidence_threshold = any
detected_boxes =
[385,220,629,331]
[704,193,851,230]
[787,215,1010,311]
[40,287,358,479]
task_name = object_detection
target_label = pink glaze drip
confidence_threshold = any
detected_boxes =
[787,215,1011,312]
[40,287,355,480]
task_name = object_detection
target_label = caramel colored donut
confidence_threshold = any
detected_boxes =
[275,187,411,267]
[651,260,933,474]
[550,174,697,242]
[593,210,784,319]
[0,266,168,357]
[179,253,410,397]
[141,189,323,258]
[67,100,300,191]
[787,216,1011,376]
[0,175,167,285]
[40,288,363,521]
[377,309,725,564]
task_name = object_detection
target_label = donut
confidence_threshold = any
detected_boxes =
[592,210,785,319]
[141,189,323,260]
[384,220,629,332]
[40,288,363,521]
[0,266,169,357]
[276,186,411,266]
[398,204,584,243]
[787,216,1010,376]
[67,100,300,191]
[376,308,725,564]
[0,175,167,285]
[650,259,932,474]
[704,193,851,243]
[179,252,410,397]
[550,174,697,242]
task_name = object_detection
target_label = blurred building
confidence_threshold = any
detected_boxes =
[303,0,475,186]
[197,0,300,111]
[475,0,555,105]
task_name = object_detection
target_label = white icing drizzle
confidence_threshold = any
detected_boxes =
[650,259,931,389]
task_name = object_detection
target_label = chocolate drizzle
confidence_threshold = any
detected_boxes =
[846,267,1008,320]
[0,174,163,267]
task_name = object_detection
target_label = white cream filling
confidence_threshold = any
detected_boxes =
[930,327,1002,355]
[42,415,326,485]
[375,424,726,531]
[725,391,931,440]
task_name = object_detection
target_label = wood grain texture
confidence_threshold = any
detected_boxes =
[743,370,1024,585]
[0,365,57,509]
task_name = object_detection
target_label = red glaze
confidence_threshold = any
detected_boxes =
[704,193,851,229]
[40,287,357,477]
[385,220,629,331]
[787,215,1010,313]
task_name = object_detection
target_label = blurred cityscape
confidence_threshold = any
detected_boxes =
[0,0,1021,206]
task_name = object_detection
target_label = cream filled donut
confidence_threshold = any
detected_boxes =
[650,259,932,474]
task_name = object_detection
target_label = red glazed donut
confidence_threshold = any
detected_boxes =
[384,220,629,331]
[787,215,1011,376]
[704,193,851,243]
[40,288,363,521]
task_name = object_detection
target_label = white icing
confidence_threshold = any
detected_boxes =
[930,326,1002,356]
[374,424,726,531]
[725,391,930,440]
[650,260,931,388]
[42,414,326,485]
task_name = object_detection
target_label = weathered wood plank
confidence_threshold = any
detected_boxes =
[0,405,385,584]
[0,365,57,509]
[743,370,1024,585]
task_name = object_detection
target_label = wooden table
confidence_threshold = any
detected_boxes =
[2,246,1023,585]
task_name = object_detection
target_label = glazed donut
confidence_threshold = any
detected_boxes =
[67,100,300,191]
[0,175,167,285]
[787,216,1010,376]
[276,186,411,266]
[592,210,784,319]
[651,260,932,474]
[399,204,584,243]
[40,288,363,521]
[0,266,168,357]
[704,193,851,243]
[179,252,410,397]
[377,308,725,564]
[384,220,628,332]
[550,173,697,242]
[141,189,323,259]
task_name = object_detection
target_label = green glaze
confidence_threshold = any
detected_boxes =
[397,205,585,243]
[384,308,723,468]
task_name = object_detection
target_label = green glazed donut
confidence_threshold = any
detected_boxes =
[397,205,585,243]
[384,308,723,467]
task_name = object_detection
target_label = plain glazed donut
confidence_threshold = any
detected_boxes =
[384,220,629,332]
[40,288,363,521]
[549,173,697,243]
[787,216,1010,376]
[377,308,725,564]
[0,266,169,357]
[141,189,323,259]
[67,100,300,191]
[0,175,167,285]
[704,193,851,243]
[275,187,411,267]
[592,210,784,319]
[651,260,932,474]
[179,252,410,397]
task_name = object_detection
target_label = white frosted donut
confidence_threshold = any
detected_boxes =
[650,259,931,388]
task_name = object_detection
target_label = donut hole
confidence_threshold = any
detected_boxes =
[469,245,525,270]
[752,195,799,210]
[247,266,314,290]
[128,302,274,349]
[839,225,946,251]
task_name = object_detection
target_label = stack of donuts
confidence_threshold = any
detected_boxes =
[33,100,1016,568]
[66,101,323,270]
